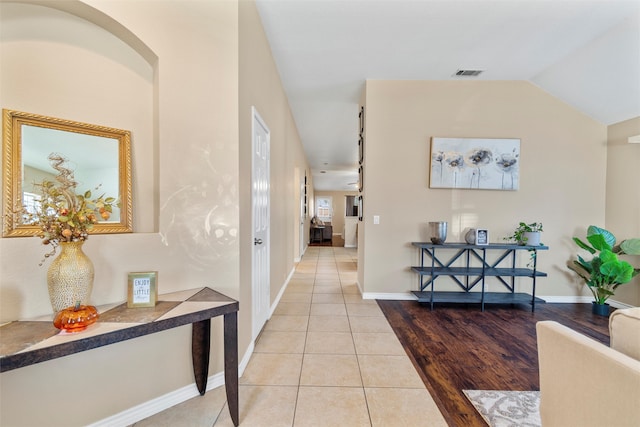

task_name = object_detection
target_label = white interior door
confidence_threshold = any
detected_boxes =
[252,107,270,340]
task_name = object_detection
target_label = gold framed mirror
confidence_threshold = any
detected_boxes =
[2,109,133,237]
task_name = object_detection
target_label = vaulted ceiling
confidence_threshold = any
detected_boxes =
[255,0,640,191]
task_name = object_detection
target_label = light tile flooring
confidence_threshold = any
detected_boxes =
[135,247,447,427]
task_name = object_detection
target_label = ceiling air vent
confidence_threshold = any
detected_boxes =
[454,69,483,77]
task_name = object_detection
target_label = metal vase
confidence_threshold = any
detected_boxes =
[429,221,448,244]
[47,241,95,312]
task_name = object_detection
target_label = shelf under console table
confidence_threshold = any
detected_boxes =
[411,242,548,311]
[0,287,240,427]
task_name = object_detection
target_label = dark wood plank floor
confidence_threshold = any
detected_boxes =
[377,301,611,427]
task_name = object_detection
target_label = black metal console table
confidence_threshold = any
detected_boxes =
[0,287,239,426]
[411,242,548,311]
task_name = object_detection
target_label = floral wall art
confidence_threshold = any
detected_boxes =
[430,137,520,190]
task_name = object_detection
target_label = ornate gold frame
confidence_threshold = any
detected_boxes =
[2,109,133,237]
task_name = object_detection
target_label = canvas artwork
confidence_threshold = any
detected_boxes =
[430,137,520,190]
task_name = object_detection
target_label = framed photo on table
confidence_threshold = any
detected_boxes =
[476,229,489,245]
[127,271,158,308]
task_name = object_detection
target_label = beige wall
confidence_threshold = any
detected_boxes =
[314,190,359,238]
[238,0,311,348]
[1,1,242,425]
[361,80,607,300]
[1,1,310,424]
[606,117,640,306]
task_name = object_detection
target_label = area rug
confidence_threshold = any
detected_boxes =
[463,390,541,427]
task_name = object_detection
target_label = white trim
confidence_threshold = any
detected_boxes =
[362,292,636,309]
[344,244,357,248]
[539,295,635,309]
[294,242,307,263]
[239,341,254,377]
[362,292,417,300]
[90,341,256,427]
[270,266,296,317]
[608,299,635,309]
[88,372,226,427]
[539,295,593,304]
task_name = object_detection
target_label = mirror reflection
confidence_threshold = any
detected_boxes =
[2,109,132,237]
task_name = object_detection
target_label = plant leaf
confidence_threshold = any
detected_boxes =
[587,226,616,249]
[599,250,634,284]
[573,237,595,254]
[587,234,611,252]
[620,238,640,255]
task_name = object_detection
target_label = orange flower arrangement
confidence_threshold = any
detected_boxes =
[22,153,118,264]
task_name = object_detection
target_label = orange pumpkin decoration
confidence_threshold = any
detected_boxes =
[53,302,99,332]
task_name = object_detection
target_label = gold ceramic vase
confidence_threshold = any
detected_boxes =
[47,241,95,312]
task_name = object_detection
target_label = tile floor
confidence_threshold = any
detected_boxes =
[135,247,447,427]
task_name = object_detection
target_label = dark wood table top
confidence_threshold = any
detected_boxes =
[0,287,238,372]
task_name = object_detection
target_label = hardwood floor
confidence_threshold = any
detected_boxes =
[377,301,611,427]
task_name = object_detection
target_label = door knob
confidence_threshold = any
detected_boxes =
[254,238,263,245]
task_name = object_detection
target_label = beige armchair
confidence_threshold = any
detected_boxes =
[536,308,640,427]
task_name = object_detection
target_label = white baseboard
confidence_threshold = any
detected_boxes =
[539,295,635,309]
[362,291,416,300]
[239,340,254,377]
[88,372,225,427]
[362,292,636,309]
[344,244,357,248]
[270,266,295,317]
[90,340,255,427]
[294,243,308,262]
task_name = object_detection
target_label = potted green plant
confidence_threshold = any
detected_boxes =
[505,222,543,246]
[569,225,640,315]
[504,222,544,267]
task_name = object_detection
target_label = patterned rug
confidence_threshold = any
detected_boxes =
[463,390,541,427]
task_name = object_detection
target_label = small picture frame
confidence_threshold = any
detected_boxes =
[476,229,489,246]
[127,271,158,308]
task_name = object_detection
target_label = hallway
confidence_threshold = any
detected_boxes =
[135,246,446,426]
